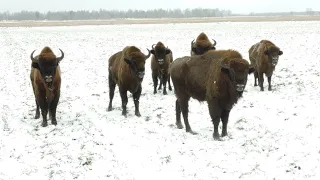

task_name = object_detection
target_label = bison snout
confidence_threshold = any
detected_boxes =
[272,57,278,66]
[138,71,145,79]
[236,84,245,92]
[45,75,53,82]
[158,59,164,65]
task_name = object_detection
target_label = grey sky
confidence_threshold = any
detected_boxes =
[1,0,318,14]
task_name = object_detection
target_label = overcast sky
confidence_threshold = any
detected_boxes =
[1,0,318,14]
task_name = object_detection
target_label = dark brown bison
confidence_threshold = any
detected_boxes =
[169,49,255,140]
[150,41,173,95]
[108,46,151,117]
[30,46,64,127]
[190,32,217,56]
[249,40,283,91]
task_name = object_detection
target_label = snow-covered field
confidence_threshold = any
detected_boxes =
[1,21,320,179]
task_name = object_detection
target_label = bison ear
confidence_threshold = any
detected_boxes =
[165,49,171,55]
[248,66,255,74]
[150,50,155,55]
[211,46,216,50]
[32,62,40,70]
[221,64,235,81]
[278,50,283,55]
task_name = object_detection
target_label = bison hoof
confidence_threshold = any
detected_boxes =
[168,86,172,91]
[268,87,272,91]
[221,132,228,137]
[176,122,183,129]
[35,114,40,119]
[135,111,141,117]
[51,119,57,125]
[107,106,112,111]
[163,91,167,95]
[187,130,198,135]
[153,91,157,94]
[158,87,162,90]
[254,83,258,86]
[213,133,220,140]
[260,88,264,91]
[41,121,48,127]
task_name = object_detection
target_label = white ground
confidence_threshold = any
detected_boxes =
[0,21,320,180]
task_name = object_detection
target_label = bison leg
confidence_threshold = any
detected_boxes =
[221,110,230,137]
[49,90,60,126]
[35,100,40,119]
[179,97,197,134]
[108,74,116,111]
[175,99,183,129]
[31,80,40,119]
[258,72,264,91]
[119,88,128,117]
[208,100,222,140]
[37,94,48,127]
[254,71,258,86]
[152,71,158,94]
[162,73,168,95]
[133,85,142,117]
[267,76,272,91]
[158,75,163,90]
[167,74,172,91]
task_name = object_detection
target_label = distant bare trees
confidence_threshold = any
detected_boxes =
[0,8,232,21]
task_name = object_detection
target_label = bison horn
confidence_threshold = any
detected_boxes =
[56,48,64,61]
[145,48,151,59]
[30,50,37,61]
[152,44,156,49]
[191,39,195,47]
[212,39,217,46]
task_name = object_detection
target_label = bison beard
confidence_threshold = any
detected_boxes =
[170,50,254,140]
[30,47,64,127]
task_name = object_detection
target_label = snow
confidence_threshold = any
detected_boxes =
[1,21,320,179]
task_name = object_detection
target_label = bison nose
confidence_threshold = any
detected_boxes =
[236,84,245,92]
[272,57,278,66]
[45,75,53,82]
[158,59,164,65]
[138,71,145,79]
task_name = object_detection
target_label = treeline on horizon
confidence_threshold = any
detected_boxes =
[0,8,318,21]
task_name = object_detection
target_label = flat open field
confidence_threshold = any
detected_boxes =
[1,15,320,27]
[1,20,320,179]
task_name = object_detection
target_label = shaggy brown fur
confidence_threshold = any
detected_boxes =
[30,46,64,127]
[190,32,217,56]
[169,49,254,140]
[108,46,151,117]
[150,41,173,95]
[249,40,283,91]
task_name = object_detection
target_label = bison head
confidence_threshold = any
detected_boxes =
[124,49,151,81]
[221,59,255,97]
[30,48,64,86]
[264,46,283,67]
[150,44,171,65]
[191,39,217,55]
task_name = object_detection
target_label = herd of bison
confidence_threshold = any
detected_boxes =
[29,32,283,140]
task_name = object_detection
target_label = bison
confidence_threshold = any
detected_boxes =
[30,46,64,127]
[248,40,283,91]
[150,41,173,95]
[190,32,217,56]
[108,46,151,117]
[169,49,255,140]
